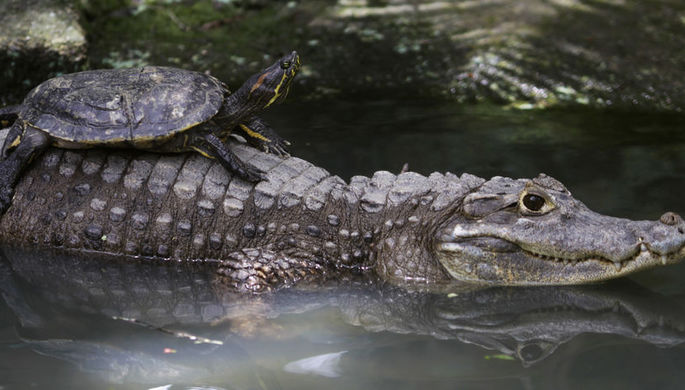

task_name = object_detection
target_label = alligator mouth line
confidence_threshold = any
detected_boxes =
[520,242,669,272]
[441,237,669,272]
[521,248,631,272]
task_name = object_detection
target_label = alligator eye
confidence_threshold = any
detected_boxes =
[519,343,544,362]
[280,60,291,69]
[522,194,545,211]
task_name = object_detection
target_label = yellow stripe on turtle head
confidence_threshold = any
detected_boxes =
[264,72,289,108]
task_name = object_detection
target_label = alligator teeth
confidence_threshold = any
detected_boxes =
[661,255,668,265]
[640,243,648,252]
[612,262,622,272]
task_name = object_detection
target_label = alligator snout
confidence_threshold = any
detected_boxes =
[660,211,684,227]
[632,212,685,263]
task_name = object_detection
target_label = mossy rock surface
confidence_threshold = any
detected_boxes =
[0,0,87,105]
[4,0,685,112]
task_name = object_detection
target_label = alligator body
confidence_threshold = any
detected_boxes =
[0,131,683,290]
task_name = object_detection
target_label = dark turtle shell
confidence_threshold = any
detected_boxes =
[20,66,227,144]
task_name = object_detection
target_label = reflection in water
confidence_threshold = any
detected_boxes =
[1,246,684,388]
[284,351,348,378]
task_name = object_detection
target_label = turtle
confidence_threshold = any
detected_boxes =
[0,51,300,213]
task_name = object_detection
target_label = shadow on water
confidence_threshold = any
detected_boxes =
[1,246,685,389]
[266,99,685,220]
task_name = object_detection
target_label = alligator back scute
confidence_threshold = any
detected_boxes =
[0,131,488,287]
[0,148,196,258]
[0,141,346,265]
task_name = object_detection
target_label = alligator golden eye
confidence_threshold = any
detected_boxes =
[522,194,545,211]
[280,60,291,69]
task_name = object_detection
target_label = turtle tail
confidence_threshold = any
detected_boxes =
[0,105,20,129]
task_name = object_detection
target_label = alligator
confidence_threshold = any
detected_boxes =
[0,130,683,290]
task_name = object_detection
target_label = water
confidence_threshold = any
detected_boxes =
[2,99,685,389]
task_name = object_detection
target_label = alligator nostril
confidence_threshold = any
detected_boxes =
[679,227,684,235]
[659,211,683,226]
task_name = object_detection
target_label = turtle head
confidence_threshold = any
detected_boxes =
[244,51,300,109]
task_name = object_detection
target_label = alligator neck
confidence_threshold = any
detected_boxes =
[324,171,484,283]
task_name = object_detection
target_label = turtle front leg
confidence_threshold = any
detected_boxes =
[237,116,291,157]
[193,133,266,182]
[0,124,50,214]
[1,119,24,160]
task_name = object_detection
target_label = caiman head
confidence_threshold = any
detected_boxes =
[435,174,685,285]
[241,51,300,109]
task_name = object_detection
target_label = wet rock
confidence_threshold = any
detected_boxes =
[0,0,86,105]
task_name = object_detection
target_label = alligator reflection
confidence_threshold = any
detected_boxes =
[1,246,684,386]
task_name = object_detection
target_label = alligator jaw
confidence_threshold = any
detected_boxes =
[436,229,685,285]
[520,239,684,274]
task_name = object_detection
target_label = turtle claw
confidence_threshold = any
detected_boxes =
[220,156,265,183]
[260,136,290,157]
[239,117,291,158]
[237,165,267,183]
[202,133,267,183]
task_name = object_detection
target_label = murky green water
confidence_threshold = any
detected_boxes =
[2,100,685,389]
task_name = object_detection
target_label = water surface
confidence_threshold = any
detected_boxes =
[1,99,684,389]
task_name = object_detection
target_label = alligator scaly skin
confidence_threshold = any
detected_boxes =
[2,130,684,288]
[0,138,483,290]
